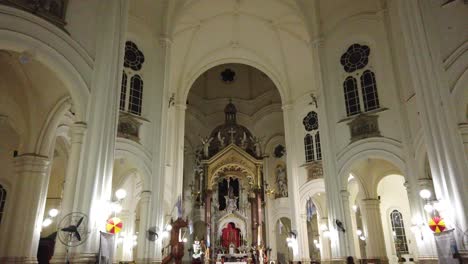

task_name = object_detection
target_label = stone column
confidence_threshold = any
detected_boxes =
[340,190,356,257]
[319,217,332,261]
[136,191,151,263]
[122,211,136,261]
[250,194,258,246]
[282,104,307,261]
[256,190,263,246]
[0,154,50,263]
[68,1,128,262]
[360,199,387,263]
[399,0,468,249]
[205,190,212,247]
[51,122,87,263]
[299,214,311,264]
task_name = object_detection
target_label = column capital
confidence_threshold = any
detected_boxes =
[70,121,87,143]
[340,189,350,197]
[281,104,294,111]
[140,190,152,202]
[360,198,380,209]
[14,154,50,174]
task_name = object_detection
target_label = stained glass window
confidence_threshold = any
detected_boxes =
[120,71,127,111]
[340,44,370,73]
[121,41,145,116]
[315,132,322,160]
[390,210,409,255]
[129,75,143,116]
[303,111,319,131]
[0,184,6,224]
[124,41,145,71]
[360,70,380,112]
[304,134,314,162]
[343,77,361,116]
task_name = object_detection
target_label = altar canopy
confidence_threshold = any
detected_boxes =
[221,222,241,248]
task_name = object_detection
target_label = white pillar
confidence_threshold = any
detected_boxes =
[340,190,356,257]
[136,191,151,263]
[282,104,305,262]
[319,217,331,261]
[0,154,50,263]
[147,36,172,264]
[360,199,387,262]
[299,214,311,264]
[302,4,355,259]
[404,180,437,261]
[121,211,136,261]
[69,1,128,261]
[51,122,87,263]
[398,0,468,249]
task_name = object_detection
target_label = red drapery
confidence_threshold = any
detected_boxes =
[221,222,240,248]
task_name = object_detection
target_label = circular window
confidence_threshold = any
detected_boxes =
[303,111,318,131]
[340,44,370,73]
[124,41,145,71]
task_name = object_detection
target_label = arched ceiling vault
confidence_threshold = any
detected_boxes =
[166,0,316,103]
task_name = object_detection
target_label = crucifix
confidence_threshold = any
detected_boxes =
[228,128,236,144]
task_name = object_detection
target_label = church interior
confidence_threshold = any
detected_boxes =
[0,0,467,264]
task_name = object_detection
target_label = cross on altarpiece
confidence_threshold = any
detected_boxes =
[228,128,236,143]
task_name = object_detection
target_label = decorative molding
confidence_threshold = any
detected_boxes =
[347,113,381,142]
[117,112,142,143]
[303,161,323,181]
[0,0,68,30]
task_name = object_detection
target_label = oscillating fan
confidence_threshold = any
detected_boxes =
[147,226,158,241]
[57,212,89,247]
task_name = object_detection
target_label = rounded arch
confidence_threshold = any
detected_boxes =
[216,218,247,238]
[180,58,287,104]
[337,138,406,190]
[299,179,326,217]
[115,138,152,187]
[211,163,256,189]
[0,13,90,119]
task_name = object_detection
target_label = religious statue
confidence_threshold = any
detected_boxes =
[240,132,248,149]
[200,135,213,158]
[225,184,238,212]
[217,131,226,149]
[276,164,288,197]
[250,136,262,157]
[193,240,203,259]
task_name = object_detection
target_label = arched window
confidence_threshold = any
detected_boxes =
[304,134,314,162]
[390,210,409,255]
[120,41,145,116]
[303,111,322,162]
[343,77,360,116]
[361,70,379,111]
[0,184,6,224]
[315,132,321,160]
[129,75,143,115]
[340,44,380,116]
[120,71,127,111]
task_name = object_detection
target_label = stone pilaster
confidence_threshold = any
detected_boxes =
[319,217,332,261]
[68,1,129,262]
[51,122,87,263]
[136,191,152,263]
[359,199,388,263]
[0,154,50,264]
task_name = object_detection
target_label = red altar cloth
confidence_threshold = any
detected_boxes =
[221,223,240,248]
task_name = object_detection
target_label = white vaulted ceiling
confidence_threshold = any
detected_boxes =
[167,0,315,103]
